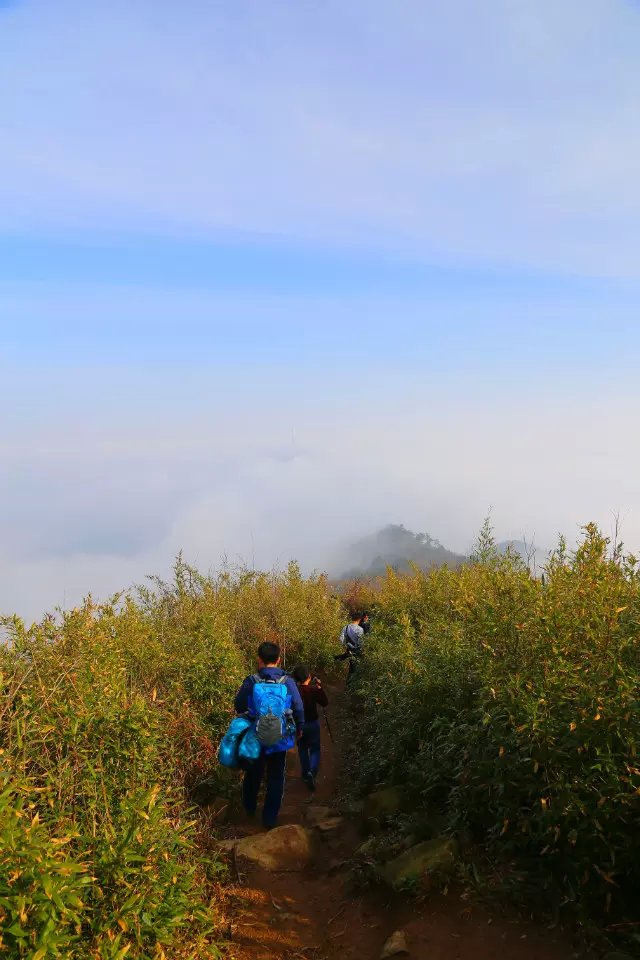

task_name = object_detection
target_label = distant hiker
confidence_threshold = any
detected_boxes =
[337,611,366,656]
[234,641,304,830]
[359,612,371,635]
[292,664,329,792]
[334,611,365,680]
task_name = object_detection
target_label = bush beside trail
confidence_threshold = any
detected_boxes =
[349,524,640,943]
[0,558,342,959]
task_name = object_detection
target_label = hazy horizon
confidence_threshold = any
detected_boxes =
[2,0,640,620]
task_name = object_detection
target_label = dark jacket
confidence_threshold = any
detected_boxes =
[297,682,329,723]
[234,666,305,729]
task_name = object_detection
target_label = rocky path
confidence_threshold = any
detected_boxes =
[218,682,590,960]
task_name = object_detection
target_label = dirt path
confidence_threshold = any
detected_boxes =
[222,683,589,960]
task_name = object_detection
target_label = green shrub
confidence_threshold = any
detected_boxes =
[0,777,92,958]
[350,524,640,931]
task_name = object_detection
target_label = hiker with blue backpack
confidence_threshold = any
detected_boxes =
[233,641,304,830]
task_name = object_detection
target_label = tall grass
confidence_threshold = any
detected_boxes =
[0,558,342,959]
[351,523,640,933]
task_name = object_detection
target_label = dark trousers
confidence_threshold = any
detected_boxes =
[298,719,321,778]
[347,655,359,681]
[242,750,287,828]
[334,650,361,682]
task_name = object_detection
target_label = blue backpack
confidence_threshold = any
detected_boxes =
[250,674,296,752]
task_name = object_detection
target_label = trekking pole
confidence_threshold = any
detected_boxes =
[322,707,334,744]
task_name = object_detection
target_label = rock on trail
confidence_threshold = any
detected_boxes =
[234,824,315,871]
[363,785,404,833]
[379,836,458,889]
[380,930,409,959]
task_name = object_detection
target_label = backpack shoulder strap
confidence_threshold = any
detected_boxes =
[277,675,288,684]
[251,673,261,684]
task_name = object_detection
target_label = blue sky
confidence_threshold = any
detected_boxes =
[2,0,640,618]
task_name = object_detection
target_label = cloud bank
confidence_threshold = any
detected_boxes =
[2,364,639,621]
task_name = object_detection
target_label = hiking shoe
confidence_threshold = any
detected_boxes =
[304,772,316,792]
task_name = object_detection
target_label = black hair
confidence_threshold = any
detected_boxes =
[258,641,280,665]
[350,611,363,621]
[292,663,311,683]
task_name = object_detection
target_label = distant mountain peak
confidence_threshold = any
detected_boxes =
[335,523,465,579]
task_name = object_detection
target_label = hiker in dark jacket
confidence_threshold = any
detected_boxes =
[359,612,371,635]
[292,664,329,791]
[234,641,304,829]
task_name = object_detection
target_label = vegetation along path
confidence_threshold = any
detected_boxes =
[218,680,588,960]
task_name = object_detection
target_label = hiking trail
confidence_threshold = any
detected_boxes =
[219,680,590,960]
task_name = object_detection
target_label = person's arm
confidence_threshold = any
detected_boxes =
[234,677,251,714]
[287,678,305,727]
[314,685,329,708]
